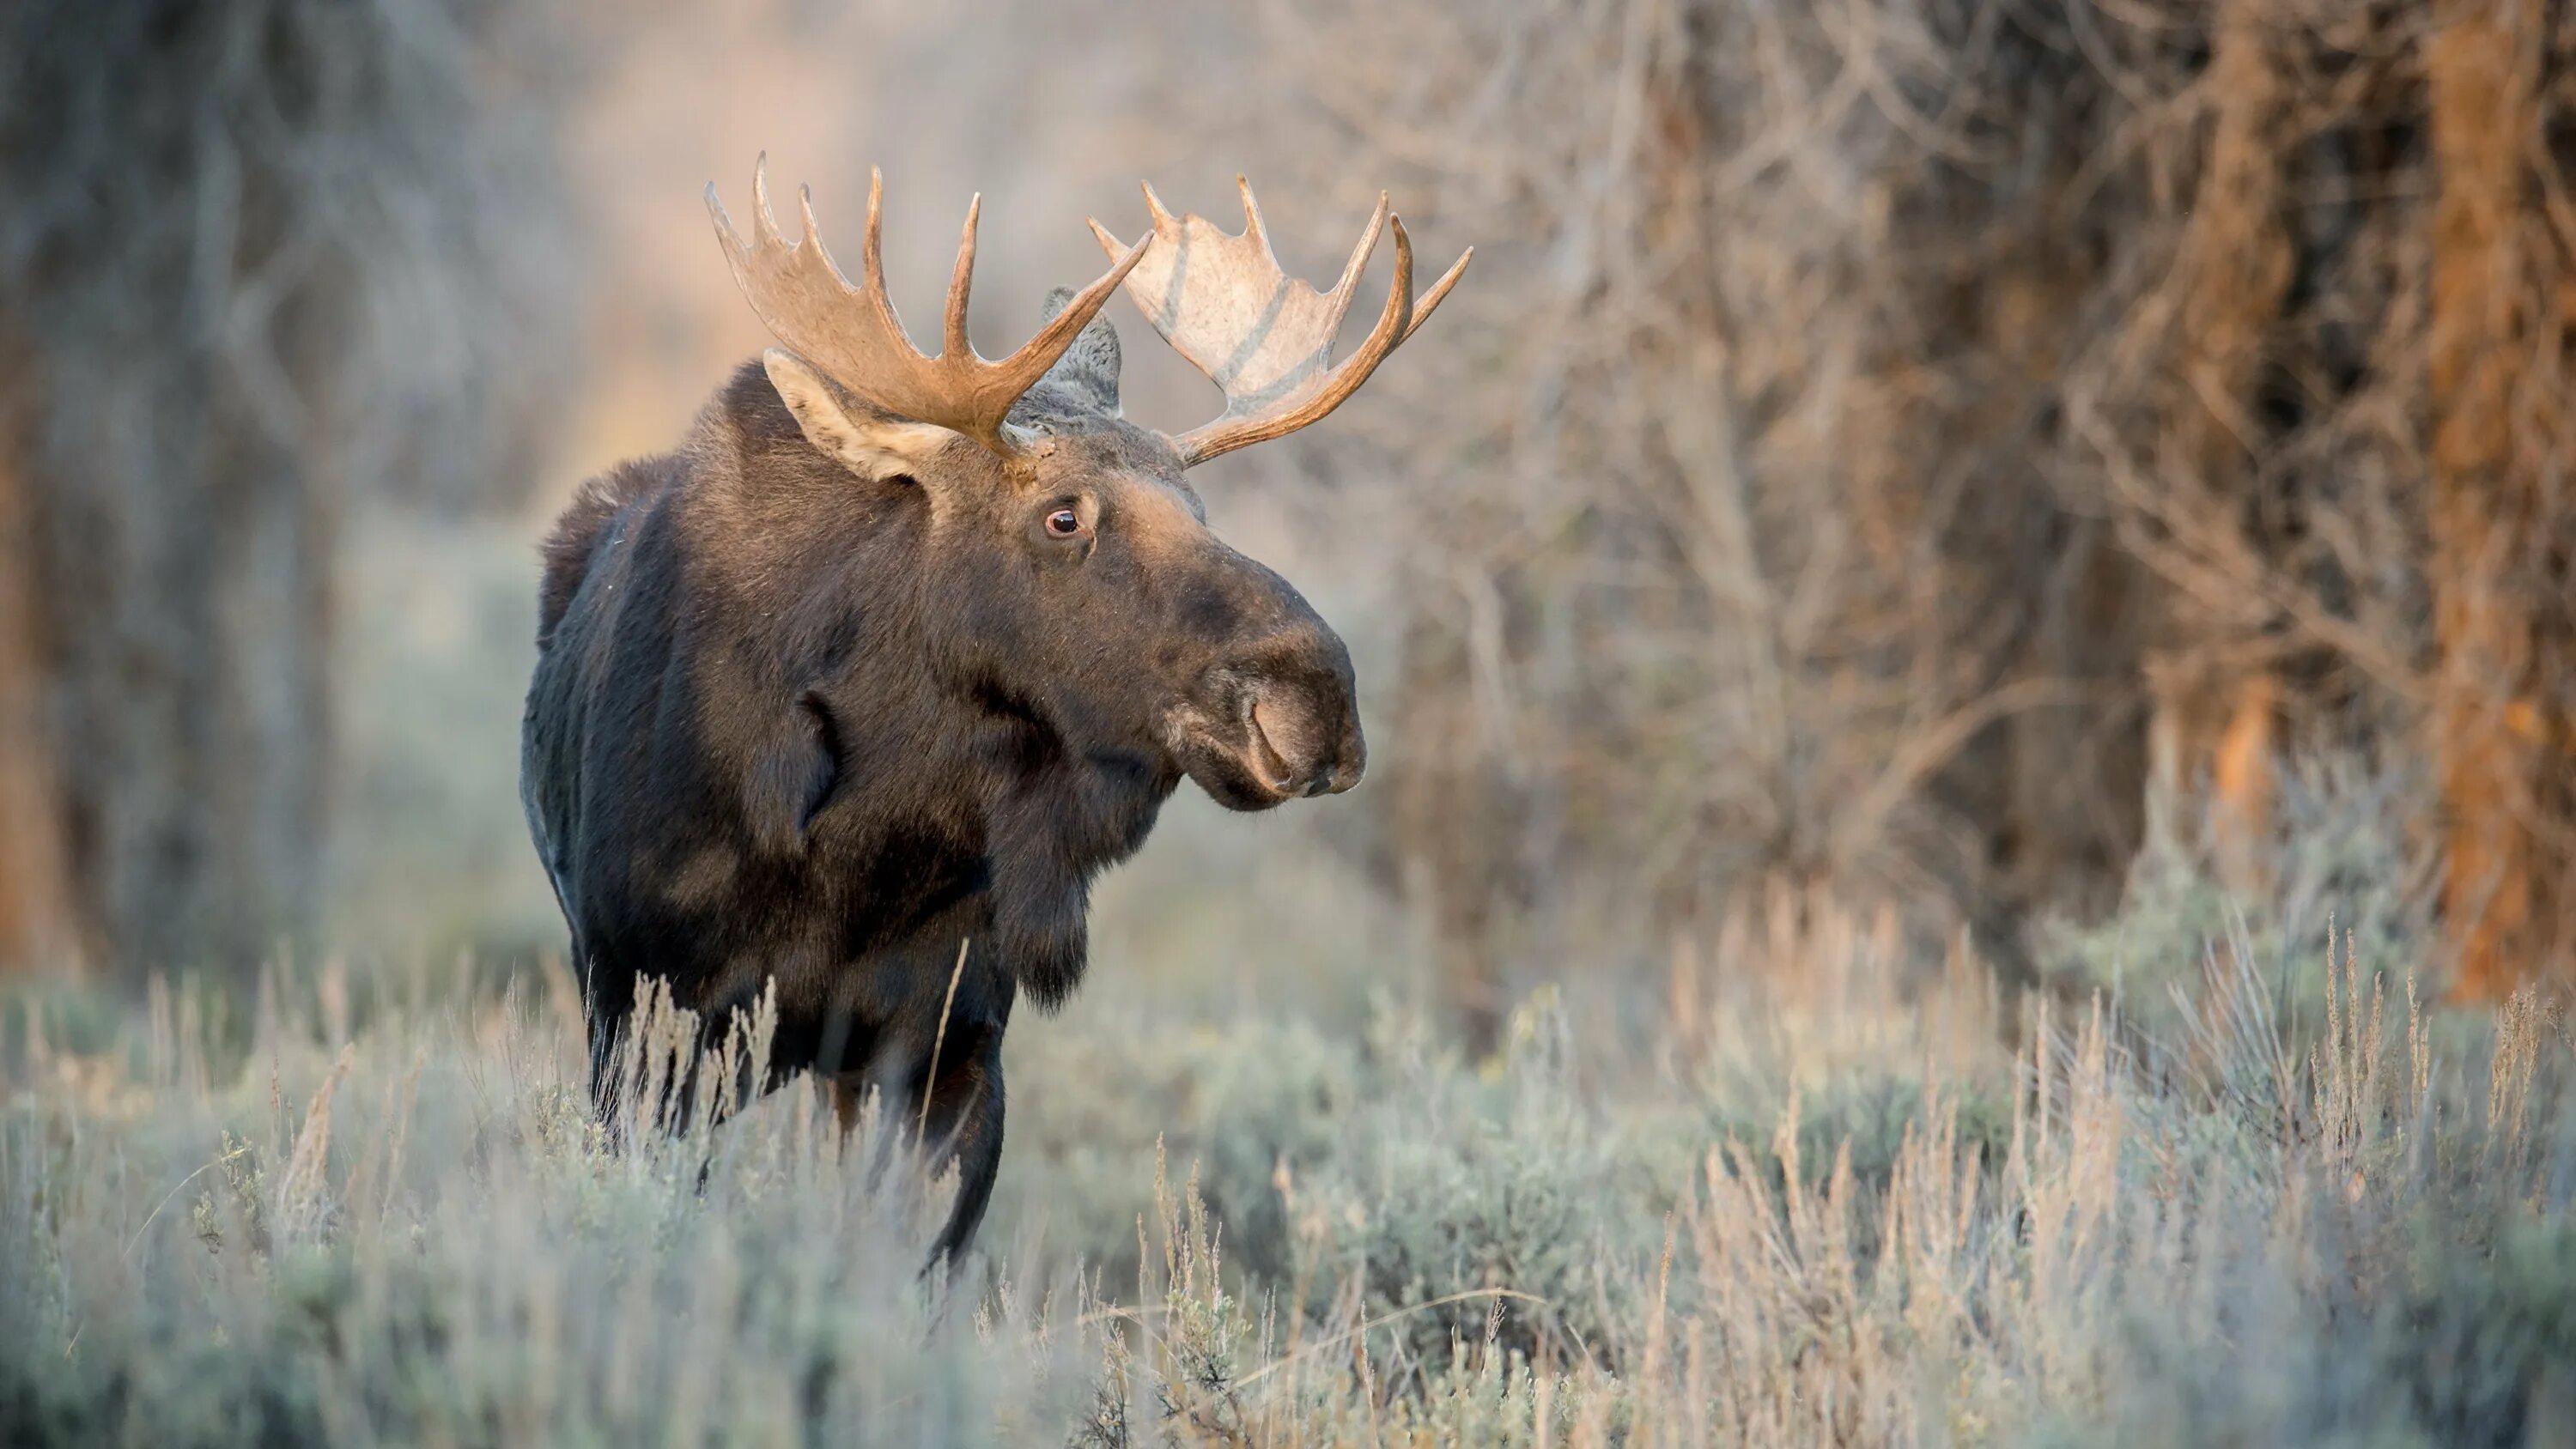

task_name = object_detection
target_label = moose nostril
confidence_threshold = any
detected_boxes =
[1237,675,1363,798]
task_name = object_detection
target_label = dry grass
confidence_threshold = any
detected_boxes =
[8,848,2575,1446]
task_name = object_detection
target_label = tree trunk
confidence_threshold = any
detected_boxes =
[25,364,336,982]
[2145,0,2293,899]
[2426,3,2576,999]
[3,288,338,982]
[0,408,82,975]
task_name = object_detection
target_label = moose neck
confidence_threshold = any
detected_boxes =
[679,362,1179,1009]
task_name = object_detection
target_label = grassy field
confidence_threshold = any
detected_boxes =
[9,820,2576,1448]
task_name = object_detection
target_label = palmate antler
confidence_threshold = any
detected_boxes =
[1090,179,1471,467]
[708,157,1149,455]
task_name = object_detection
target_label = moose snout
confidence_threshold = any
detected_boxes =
[1172,560,1368,810]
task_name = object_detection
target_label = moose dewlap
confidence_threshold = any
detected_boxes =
[519,160,1468,1268]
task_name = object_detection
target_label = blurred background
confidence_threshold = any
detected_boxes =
[3,0,2573,1038]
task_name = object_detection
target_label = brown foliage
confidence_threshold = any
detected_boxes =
[1242,0,2576,1004]
[9,0,2576,1006]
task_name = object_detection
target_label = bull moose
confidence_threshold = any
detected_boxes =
[519,159,1468,1267]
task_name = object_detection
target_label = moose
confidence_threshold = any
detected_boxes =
[519,159,1467,1267]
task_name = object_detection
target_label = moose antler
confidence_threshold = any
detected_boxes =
[1089,179,1470,467]
[709,156,1150,455]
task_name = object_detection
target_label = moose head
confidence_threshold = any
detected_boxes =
[704,161,1471,815]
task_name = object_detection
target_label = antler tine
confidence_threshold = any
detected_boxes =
[1091,179,1473,468]
[856,168,902,352]
[709,161,1148,456]
[1407,241,1473,343]
[945,193,981,361]
[1235,175,1267,247]
[1316,191,1388,340]
[751,153,787,250]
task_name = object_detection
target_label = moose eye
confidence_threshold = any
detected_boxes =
[1044,507,1084,538]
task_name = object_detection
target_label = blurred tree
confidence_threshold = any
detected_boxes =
[0,0,574,980]
[0,441,79,972]
[1260,0,2576,1015]
[2138,0,2294,900]
[2425,2,2576,999]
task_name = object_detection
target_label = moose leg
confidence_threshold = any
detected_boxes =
[827,1077,866,1134]
[819,1055,912,1203]
[586,1004,628,1131]
[918,1044,1006,1276]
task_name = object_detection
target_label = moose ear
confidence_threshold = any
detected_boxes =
[1035,285,1121,413]
[762,349,956,482]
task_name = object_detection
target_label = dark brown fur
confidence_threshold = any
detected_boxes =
[520,312,1361,1266]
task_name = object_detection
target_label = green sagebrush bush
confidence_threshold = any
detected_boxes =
[7,861,2576,1446]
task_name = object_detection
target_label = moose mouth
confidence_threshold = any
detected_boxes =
[1176,705,1296,812]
